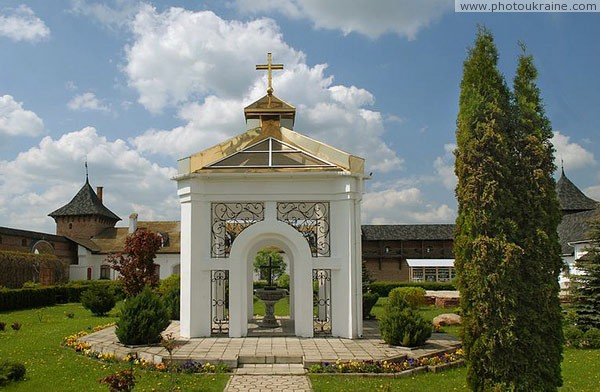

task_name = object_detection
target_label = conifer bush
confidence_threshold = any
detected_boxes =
[81,284,116,316]
[116,286,170,345]
[379,287,431,347]
[0,361,26,385]
[379,306,432,347]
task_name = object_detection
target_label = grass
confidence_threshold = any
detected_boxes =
[252,295,290,317]
[309,349,600,391]
[0,303,229,391]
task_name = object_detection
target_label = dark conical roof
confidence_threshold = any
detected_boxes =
[556,169,598,214]
[48,180,121,221]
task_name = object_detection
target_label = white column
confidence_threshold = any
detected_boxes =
[179,183,212,338]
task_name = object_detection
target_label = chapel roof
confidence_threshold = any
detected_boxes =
[361,224,455,241]
[556,169,598,214]
[48,179,121,222]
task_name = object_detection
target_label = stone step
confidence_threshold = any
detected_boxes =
[237,355,303,365]
[235,364,306,375]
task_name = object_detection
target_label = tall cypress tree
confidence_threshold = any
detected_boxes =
[454,27,523,391]
[512,45,563,390]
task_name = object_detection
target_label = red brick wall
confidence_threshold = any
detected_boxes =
[55,215,115,238]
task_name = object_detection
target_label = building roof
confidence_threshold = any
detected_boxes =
[406,259,454,268]
[48,180,121,221]
[0,226,71,243]
[361,224,455,241]
[78,221,181,254]
[556,170,598,213]
[557,208,599,255]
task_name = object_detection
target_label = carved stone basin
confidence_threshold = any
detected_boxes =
[254,288,287,328]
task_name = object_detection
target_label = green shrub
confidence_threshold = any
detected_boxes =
[582,328,600,349]
[369,281,456,297]
[162,287,180,321]
[277,273,290,289]
[81,285,116,316]
[388,287,426,309]
[116,286,170,345]
[0,287,57,311]
[0,361,26,385]
[378,306,432,347]
[362,292,379,319]
[564,325,584,348]
[158,274,180,295]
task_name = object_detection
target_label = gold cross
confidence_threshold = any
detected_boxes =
[256,52,283,96]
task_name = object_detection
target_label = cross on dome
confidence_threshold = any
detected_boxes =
[256,52,283,96]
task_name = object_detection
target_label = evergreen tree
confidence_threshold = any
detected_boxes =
[511,45,563,390]
[454,27,523,391]
[570,218,600,330]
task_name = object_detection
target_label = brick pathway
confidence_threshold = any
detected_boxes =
[225,364,311,392]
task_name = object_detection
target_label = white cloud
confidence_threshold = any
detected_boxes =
[362,186,455,224]
[0,127,177,232]
[67,92,110,112]
[586,184,600,201]
[434,143,456,190]
[125,5,304,113]
[70,0,143,30]
[551,131,596,171]
[233,0,452,39]
[0,95,44,136]
[0,5,50,42]
[127,7,403,172]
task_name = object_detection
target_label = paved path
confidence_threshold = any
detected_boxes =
[224,364,311,391]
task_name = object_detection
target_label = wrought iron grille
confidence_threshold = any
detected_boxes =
[211,270,229,335]
[313,269,332,334]
[211,202,264,258]
[276,202,330,257]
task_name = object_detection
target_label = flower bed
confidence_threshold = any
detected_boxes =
[308,349,464,374]
[63,325,229,374]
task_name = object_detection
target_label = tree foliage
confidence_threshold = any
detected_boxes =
[253,248,286,284]
[455,27,563,391]
[570,219,600,330]
[107,229,162,297]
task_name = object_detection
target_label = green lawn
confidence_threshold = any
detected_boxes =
[2,300,599,391]
[309,349,600,391]
[0,303,229,391]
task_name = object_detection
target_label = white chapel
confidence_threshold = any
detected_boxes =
[175,54,366,339]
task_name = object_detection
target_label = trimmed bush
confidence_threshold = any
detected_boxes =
[369,281,456,297]
[362,292,379,319]
[158,274,180,295]
[116,286,170,345]
[582,328,600,349]
[81,285,116,316]
[564,325,584,348]
[388,287,426,309]
[162,287,180,321]
[0,280,123,311]
[0,361,26,385]
[0,251,65,288]
[379,306,432,347]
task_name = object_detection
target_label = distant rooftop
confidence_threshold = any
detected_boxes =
[556,169,598,214]
[48,179,121,222]
[361,224,454,241]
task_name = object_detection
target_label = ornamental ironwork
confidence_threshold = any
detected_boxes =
[313,269,332,335]
[211,270,229,335]
[211,202,264,258]
[277,202,330,257]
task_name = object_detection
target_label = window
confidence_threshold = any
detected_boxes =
[100,265,111,280]
[21,238,27,247]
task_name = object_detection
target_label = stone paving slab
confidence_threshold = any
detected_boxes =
[224,375,312,392]
[79,320,461,370]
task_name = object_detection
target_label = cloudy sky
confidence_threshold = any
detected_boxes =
[1,1,599,233]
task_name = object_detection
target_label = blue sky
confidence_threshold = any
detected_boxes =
[1,0,598,233]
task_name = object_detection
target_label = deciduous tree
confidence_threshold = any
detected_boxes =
[107,229,162,297]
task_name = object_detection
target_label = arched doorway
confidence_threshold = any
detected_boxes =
[228,220,314,338]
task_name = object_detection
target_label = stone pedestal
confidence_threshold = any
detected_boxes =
[255,288,287,328]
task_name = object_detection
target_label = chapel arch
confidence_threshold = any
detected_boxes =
[228,220,315,337]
